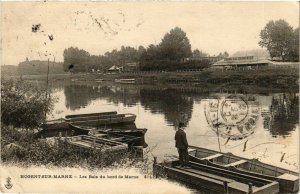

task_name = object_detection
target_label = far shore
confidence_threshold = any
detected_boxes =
[3,67,299,92]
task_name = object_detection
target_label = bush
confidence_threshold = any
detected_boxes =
[1,125,131,168]
[1,79,54,130]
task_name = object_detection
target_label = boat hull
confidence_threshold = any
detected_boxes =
[69,114,136,127]
[40,119,69,130]
[188,146,299,193]
[65,111,117,120]
[153,159,279,194]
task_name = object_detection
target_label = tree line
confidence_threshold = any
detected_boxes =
[18,59,65,75]
[63,46,146,72]
[63,27,222,72]
[63,19,298,73]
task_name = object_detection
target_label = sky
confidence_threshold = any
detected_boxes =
[1,1,299,65]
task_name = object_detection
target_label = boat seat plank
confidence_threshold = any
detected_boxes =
[224,160,247,167]
[94,134,107,137]
[110,137,125,141]
[188,148,196,152]
[202,153,223,160]
[181,167,234,183]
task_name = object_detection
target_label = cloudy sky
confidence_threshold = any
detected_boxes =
[1,1,299,65]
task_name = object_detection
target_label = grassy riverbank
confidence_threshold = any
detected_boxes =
[1,79,152,171]
[6,67,299,91]
[1,125,151,172]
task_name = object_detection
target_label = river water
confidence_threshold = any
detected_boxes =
[46,81,299,173]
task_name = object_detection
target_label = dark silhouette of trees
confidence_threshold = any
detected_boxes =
[159,27,192,61]
[259,19,298,62]
[63,27,213,72]
[63,47,90,72]
[287,28,299,62]
[63,46,142,73]
[192,49,210,57]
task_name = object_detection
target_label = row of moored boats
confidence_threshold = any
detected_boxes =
[39,111,147,153]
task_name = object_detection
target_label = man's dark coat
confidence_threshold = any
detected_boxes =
[175,129,188,149]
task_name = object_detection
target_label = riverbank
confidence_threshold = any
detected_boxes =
[5,68,299,93]
[1,125,151,172]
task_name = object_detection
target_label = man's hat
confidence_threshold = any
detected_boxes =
[178,122,185,128]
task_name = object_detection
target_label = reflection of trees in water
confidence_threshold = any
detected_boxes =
[263,93,299,137]
[64,84,139,110]
[64,84,90,110]
[101,86,140,107]
[64,84,197,126]
[140,88,194,126]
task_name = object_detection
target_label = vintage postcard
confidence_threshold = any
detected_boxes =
[1,1,299,193]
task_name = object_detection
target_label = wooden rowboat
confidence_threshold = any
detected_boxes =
[153,159,279,194]
[65,111,117,120]
[40,119,69,130]
[69,124,147,138]
[41,112,136,131]
[188,146,299,193]
[67,135,128,154]
[68,113,136,127]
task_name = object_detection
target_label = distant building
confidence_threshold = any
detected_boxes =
[183,56,223,63]
[212,49,272,70]
[107,65,122,73]
[122,62,138,72]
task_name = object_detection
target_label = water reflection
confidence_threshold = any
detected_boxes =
[140,88,193,126]
[60,82,298,139]
[64,84,140,110]
[262,93,299,137]
[63,83,195,126]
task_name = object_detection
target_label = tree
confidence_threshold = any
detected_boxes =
[192,49,210,57]
[159,27,192,61]
[217,51,229,58]
[63,47,90,72]
[259,19,294,61]
[1,79,54,130]
[288,28,299,62]
[223,51,229,58]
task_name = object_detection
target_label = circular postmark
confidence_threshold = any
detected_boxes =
[205,95,259,140]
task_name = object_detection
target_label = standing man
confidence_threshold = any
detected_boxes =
[175,122,189,167]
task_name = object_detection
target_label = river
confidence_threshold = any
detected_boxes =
[46,81,299,173]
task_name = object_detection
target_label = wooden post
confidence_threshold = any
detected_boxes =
[93,138,96,149]
[248,182,253,194]
[59,131,62,139]
[44,59,50,119]
[223,181,228,194]
[153,156,157,178]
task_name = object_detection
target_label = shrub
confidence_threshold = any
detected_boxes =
[1,79,54,130]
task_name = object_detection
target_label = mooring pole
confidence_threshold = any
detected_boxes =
[223,181,228,194]
[44,58,50,119]
[48,57,55,100]
[248,182,253,194]
[216,99,221,152]
[153,156,157,178]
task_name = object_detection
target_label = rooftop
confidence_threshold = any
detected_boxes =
[213,49,271,66]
